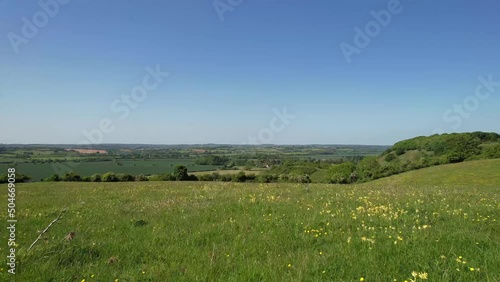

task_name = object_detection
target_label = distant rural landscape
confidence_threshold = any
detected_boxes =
[3,1,500,281]
[1,132,500,281]
[2,132,499,185]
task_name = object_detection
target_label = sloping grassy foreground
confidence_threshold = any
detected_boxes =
[1,160,499,281]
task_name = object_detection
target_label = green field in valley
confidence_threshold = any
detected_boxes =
[0,160,221,181]
[2,159,499,281]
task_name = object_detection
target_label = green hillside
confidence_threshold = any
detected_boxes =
[383,131,500,164]
[367,159,500,188]
[322,132,500,184]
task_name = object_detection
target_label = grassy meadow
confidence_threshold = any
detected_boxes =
[1,160,499,281]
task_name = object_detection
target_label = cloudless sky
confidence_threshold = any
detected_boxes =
[1,0,499,145]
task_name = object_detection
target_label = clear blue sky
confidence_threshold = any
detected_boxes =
[1,0,499,145]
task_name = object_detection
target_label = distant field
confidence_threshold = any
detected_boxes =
[191,169,265,176]
[3,160,499,281]
[65,149,108,154]
[0,160,221,180]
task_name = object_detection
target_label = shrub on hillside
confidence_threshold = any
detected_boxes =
[63,172,81,182]
[118,174,135,182]
[257,174,278,183]
[102,172,119,182]
[328,162,357,184]
[232,171,247,182]
[135,174,149,181]
[173,165,189,181]
[187,174,198,181]
[91,174,102,182]
[297,174,312,183]
[483,143,500,159]
[46,174,61,182]
[356,156,381,181]
[385,153,396,162]
[395,148,405,156]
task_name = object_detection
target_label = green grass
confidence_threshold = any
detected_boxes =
[1,160,499,281]
[370,159,500,188]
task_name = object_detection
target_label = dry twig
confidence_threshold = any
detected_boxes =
[28,207,67,251]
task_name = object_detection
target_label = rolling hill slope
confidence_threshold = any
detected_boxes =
[367,159,500,188]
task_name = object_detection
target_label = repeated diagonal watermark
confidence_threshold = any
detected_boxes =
[433,74,499,135]
[241,107,296,145]
[212,0,245,22]
[7,0,71,54]
[339,0,416,64]
[51,65,169,175]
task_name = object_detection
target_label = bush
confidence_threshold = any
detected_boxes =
[328,162,356,184]
[47,174,61,182]
[296,174,312,183]
[220,174,233,182]
[257,174,278,183]
[198,174,212,181]
[232,171,247,182]
[446,152,465,163]
[91,174,102,182]
[118,174,135,182]
[135,174,149,181]
[173,165,189,181]
[245,173,257,182]
[102,172,119,182]
[152,173,176,181]
[63,172,81,182]
[385,153,396,162]
[356,156,381,181]
[187,174,198,181]
[395,148,405,156]
[483,143,500,159]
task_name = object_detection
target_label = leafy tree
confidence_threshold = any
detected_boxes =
[445,134,481,162]
[48,174,61,182]
[232,171,247,182]
[135,174,149,181]
[357,156,381,181]
[385,153,396,162]
[328,162,357,184]
[245,173,257,182]
[257,174,278,183]
[118,174,135,182]
[187,174,199,181]
[63,172,81,182]
[296,174,312,183]
[395,148,405,156]
[198,174,212,181]
[91,174,102,182]
[173,165,189,181]
[102,172,119,182]
[482,143,500,158]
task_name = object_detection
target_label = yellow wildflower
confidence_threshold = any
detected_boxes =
[418,272,428,280]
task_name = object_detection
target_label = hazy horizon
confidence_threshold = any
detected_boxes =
[0,142,392,146]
